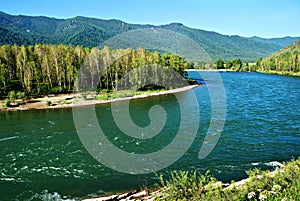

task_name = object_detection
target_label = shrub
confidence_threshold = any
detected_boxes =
[2,99,10,108]
[16,91,27,102]
[81,93,87,100]
[45,100,52,106]
[8,91,17,104]
[156,158,300,201]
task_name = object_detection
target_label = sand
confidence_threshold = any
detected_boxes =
[0,85,199,111]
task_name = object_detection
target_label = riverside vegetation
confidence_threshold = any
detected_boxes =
[207,40,300,76]
[155,158,300,201]
[0,44,191,108]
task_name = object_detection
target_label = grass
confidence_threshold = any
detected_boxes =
[94,89,166,101]
[155,158,300,200]
[56,100,72,105]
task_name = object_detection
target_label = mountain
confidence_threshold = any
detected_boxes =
[160,23,282,62]
[249,36,300,48]
[0,11,299,62]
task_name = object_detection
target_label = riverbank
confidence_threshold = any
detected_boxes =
[186,68,300,76]
[0,85,198,111]
[257,70,300,77]
[185,69,227,72]
[82,158,300,201]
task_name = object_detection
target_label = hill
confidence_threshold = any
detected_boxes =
[1,11,299,62]
[256,40,300,74]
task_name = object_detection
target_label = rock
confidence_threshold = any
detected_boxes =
[130,190,148,199]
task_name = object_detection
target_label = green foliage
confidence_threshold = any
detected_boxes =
[8,90,17,103]
[257,40,300,73]
[158,170,216,200]
[226,60,233,69]
[16,91,27,102]
[216,59,225,69]
[94,88,166,101]
[156,158,300,200]
[163,23,284,62]
[80,93,88,100]
[2,98,10,108]
[56,100,72,105]
[0,44,188,99]
[45,100,52,106]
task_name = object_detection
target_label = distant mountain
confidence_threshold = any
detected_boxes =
[249,36,300,48]
[0,11,299,62]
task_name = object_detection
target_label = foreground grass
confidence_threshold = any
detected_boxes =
[156,158,300,200]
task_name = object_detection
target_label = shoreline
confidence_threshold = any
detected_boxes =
[256,70,300,77]
[185,69,227,72]
[0,85,199,112]
[186,68,300,76]
[82,161,287,201]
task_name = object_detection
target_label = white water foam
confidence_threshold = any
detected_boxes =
[30,190,76,201]
[0,136,19,142]
[265,161,284,168]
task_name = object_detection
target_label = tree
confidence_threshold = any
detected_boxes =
[8,91,17,104]
[0,44,191,98]
[102,46,112,90]
[256,58,262,69]
[225,60,233,69]
[16,45,27,89]
[233,58,242,71]
[216,59,225,69]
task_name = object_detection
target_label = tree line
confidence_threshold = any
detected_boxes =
[195,48,300,73]
[0,44,189,99]
[224,40,300,73]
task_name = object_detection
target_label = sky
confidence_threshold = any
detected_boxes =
[1,0,300,38]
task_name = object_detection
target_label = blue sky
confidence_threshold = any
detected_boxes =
[1,0,299,38]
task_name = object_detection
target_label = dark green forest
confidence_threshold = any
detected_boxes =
[0,44,189,99]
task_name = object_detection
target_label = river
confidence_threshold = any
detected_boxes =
[0,72,299,200]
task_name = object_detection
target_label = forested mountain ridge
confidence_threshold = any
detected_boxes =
[0,11,299,61]
[249,36,300,47]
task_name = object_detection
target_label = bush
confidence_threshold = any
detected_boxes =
[45,100,52,106]
[81,93,87,100]
[8,91,17,104]
[2,99,10,108]
[156,158,300,201]
[16,91,27,102]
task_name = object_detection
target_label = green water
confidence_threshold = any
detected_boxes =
[0,72,299,200]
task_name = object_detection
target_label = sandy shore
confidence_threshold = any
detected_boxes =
[0,85,199,111]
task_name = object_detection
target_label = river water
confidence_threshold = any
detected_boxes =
[0,72,299,200]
